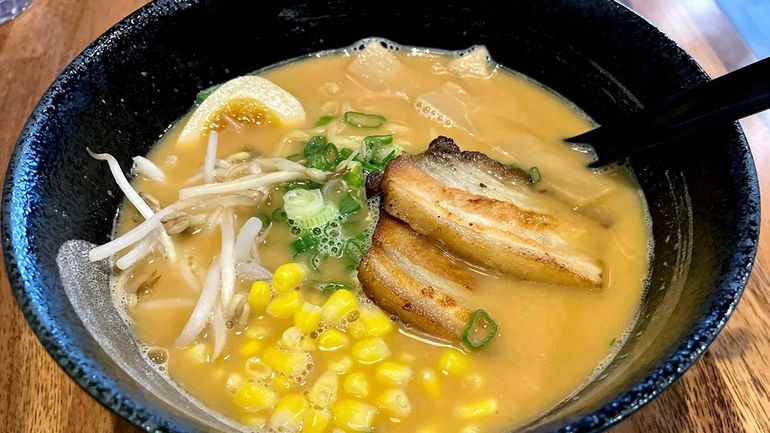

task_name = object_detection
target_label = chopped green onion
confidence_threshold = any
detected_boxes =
[283,189,338,229]
[343,239,365,264]
[322,143,340,166]
[314,114,334,127]
[343,161,365,187]
[529,167,541,184]
[363,135,393,149]
[316,281,352,296]
[343,111,386,128]
[281,180,322,191]
[338,193,362,216]
[292,235,318,254]
[338,147,353,161]
[195,84,221,104]
[271,208,287,223]
[462,309,498,350]
[304,136,327,157]
[310,253,323,271]
[508,162,525,171]
[287,154,303,162]
[609,337,617,347]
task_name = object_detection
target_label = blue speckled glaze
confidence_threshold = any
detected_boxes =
[1,0,760,432]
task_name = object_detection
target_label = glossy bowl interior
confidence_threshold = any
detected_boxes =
[2,0,760,432]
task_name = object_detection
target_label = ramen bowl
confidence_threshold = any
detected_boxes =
[1,0,759,431]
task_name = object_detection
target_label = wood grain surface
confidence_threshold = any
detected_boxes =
[1,1,768,432]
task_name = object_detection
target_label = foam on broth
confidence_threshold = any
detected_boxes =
[112,40,651,433]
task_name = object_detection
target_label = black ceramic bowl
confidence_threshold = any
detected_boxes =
[2,0,760,432]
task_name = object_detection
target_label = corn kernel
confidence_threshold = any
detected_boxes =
[184,342,208,363]
[309,371,339,407]
[245,357,272,379]
[225,372,245,394]
[375,361,413,387]
[439,349,468,375]
[347,320,368,339]
[377,389,412,418]
[343,372,370,397]
[420,369,441,398]
[352,337,391,365]
[248,281,271,312]
[263,345,310,377]
[302,409,331,433]
[273,263,308,293]
[318,329,350,351]
[322,289,359,324]
[270,393,308,431]
[233,383,277,412]
[239,340,262,357]
[332,399,377,432]
[360,306,393,337]
[272,375,296,392]
[281,327,306,352]
[328,355,353,375]
[456,399,499,419]
[295,302,323,333]
[268,291,303,318]
[245,325,270,340]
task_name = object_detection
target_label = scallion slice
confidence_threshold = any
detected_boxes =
[291,235,318,254]
[195,84,221,104]
[314,114,334,127]
[343,111,386,128]
[529,167,541,184]
[304,136,327,157]
[462,309,498,350]
[283,189,338,229]
[338,192,361,216]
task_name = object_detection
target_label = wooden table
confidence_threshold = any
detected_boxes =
[1,1,768,432]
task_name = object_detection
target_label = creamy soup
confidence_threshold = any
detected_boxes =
[102,41,650,433]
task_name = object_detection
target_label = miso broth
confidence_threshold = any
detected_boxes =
[109,41,650,433]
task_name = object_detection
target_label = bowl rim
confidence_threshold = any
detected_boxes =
[1,0,761,432]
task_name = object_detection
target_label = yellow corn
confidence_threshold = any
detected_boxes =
[245,325,270,340]
[360,306,393,337]
[375,361,413,387]
[244,357,272,379]
[420,369,441,398]
[439,349,468,375]
[294,302,323,333]
[343,372,370,398]
[262,345,310,377]
[318,328,350,351]
[270,393,308,431]
[233,383,277,412]
[267,290,303,318]
[281,327,306,352]
[302,409,330,433]
[248,281,271,312]
[271,375,296,392]
[225,372,245,394]
[456,399,499,419]
[377,389,412,418]
[309,371,339,407]
[332,399,377,432]
[347,320,368,339]
[352,337,391,365]
[273,263,308,293]
[328,355,353,375]
[239,339,262,357]
[321,289,359,324]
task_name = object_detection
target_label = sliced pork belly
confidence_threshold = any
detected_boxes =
[358,214,475,342]
[376,136,603,289]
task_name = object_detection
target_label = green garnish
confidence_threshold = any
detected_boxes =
[343,161,365,187]
[343,111,386,128]
[339,147,353,161]
[316,281,352,296]
[529,167,541,184]
[322,143,340,167]
[363,135,393,149]
[292,235,319,254]
[304,136,327,157]
[283,189,338,229]
[609,337,617,347]
[462,309,498,350]
[194,84,221,104]
[339,192,362,216]
[314,114,335,127]
[287,154,303,162]
[343,239,365,265]
[281,180,322,191]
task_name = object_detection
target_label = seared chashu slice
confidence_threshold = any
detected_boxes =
[377,136,603,289]
[359,214,475,342]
